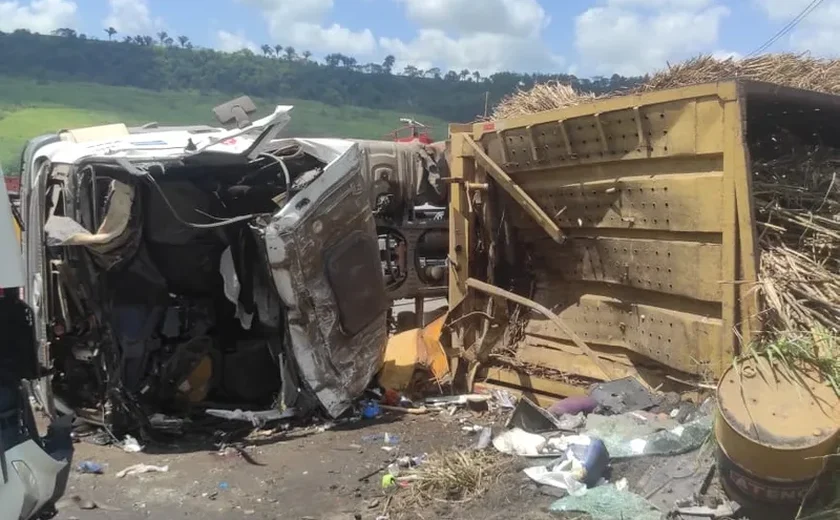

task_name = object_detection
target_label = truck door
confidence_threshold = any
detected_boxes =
[264,139,388,418]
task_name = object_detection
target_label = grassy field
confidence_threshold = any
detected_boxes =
[0,77,447,173]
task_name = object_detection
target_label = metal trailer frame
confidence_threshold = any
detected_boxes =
[445,79,840,403]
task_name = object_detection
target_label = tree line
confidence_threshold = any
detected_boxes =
[0,29,643,123]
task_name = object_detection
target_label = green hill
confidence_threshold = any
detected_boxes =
[0,77,447,173]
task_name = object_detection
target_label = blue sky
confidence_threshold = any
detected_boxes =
[2,0,839,76]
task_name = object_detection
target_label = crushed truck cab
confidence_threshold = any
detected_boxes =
[19,104,388,429]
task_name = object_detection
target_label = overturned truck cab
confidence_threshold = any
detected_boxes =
[19,105,388,432]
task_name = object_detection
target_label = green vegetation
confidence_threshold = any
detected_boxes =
[0,77,447,172]
[0,28,641,173]
[0,30,641,125]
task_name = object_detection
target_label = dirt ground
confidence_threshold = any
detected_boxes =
[50,410,557,520]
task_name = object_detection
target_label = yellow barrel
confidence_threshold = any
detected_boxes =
[715,357,840,513]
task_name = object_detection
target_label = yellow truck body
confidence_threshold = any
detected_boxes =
[446,79,836,401]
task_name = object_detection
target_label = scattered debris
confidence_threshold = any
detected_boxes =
[523,435,609,494]
[548,395,598,417]
[361,433,400,445]
[205,408,296,427]
[424,394,491,407]
[121,434,143,453]
[76,461,104,475]
[473,427,493,451]
[116,463,170,478]
[506,396,567,433]
[398,451,509,506]
[549,483,662,520]
[589,377,661,415]
[583,412,713,458]
[491,428,554,457]
[677,502,739,518]
[361,401,382,419]
[490,389,517,409]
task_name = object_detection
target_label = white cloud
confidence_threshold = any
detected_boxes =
[103,0,162,35]
[753,0,840,56]
[380,30,562,76]
[396,0,549,38]
[239,0,375,56]
[0,0,77,33]
[383,0,560,75]
[287,23,376,55]
[216,30,259,53]
[574,0,730,76]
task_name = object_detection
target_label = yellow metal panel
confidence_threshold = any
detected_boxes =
[722,87,760,345]
[532,237,723,302]
[479,367,587,398]
[515,343,679,389]
[509,172,724,233]
[447,130,472,307]
[523,296,722,374]
[452,80,760,386]
[463,135,563,242]
[719,93,741,368]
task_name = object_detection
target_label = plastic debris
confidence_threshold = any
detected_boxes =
[524,464,587,497]
[115,464,169,478]
[550,483,663,520]
[548,396,598,417]
[381,474,396,489]
[615,478,628,491]
[361,401,382,419]
[555,412,586,431]
[218,481,231,491]
[76,461,104,474]
[523,436,609,493]
[121,434,143,453]
[492,428,550,456]
[490,389,517,409]
[473,426,493,450]
[361,433,400,445]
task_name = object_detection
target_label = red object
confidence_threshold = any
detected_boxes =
[382,388,401,406]
[386,119,433,144]
[4,176,20,195]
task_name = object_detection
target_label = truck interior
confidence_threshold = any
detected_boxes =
[34,139,339,432]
